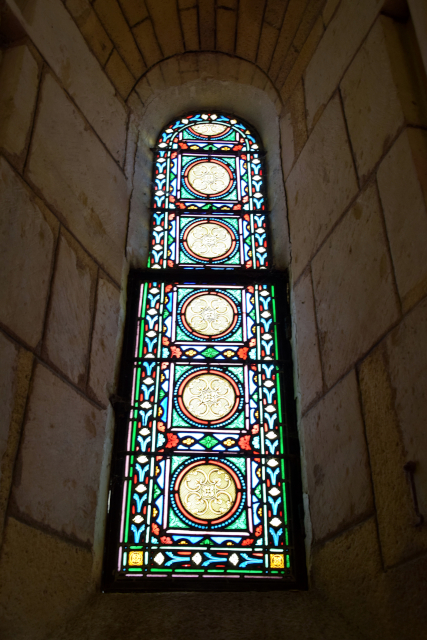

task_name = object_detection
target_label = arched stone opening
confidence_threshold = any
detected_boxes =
[0,0,427,638]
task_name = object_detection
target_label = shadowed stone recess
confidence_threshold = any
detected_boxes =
[44,231,96,387]
[0,517,92,640]
[302,370,373,541]
[377,128,427,312]
[11,363,106,544]
[0,156,58,348]
[287,94,358,282]
[26,74,128,283]
[88,275,121,405]
[312,183,400,387]
[6,0,127,161]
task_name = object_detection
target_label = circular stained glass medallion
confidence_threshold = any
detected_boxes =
[187,161,232,195]
[186,222,233,259]
[190,123,228,137]
[184,294,234,336]
[182,373,235,421]
[178,463,237,520]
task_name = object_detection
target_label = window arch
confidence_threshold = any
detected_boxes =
[103,112,306,591]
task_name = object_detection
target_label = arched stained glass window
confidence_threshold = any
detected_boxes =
[103,113,306,591]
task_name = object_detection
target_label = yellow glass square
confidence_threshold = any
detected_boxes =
[129,551,143,566]
[270,553,284,569]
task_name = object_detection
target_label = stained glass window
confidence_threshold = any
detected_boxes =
[103,113,306,591]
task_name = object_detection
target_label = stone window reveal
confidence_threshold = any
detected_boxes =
[103,112,306,591]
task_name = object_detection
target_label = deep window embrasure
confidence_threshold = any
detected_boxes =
[103,112,306,591]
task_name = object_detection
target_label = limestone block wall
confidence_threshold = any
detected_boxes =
[284,1,427,637]
[0,0,426,639]
[0,1,129,635]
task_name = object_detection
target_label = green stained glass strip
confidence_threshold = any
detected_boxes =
[174,569,204,573]
[152,568,172,572]
[228,570,263,574]
[138,283,148,359]
[124,478,132,543]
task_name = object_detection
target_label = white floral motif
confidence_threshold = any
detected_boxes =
[187,223,233,259]
[185,294,233,336]
[187,162,231,195]
[179,464,236,519]
[182,373,235,421]
[191,123,227,136]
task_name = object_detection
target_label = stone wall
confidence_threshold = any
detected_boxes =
[286,1,427,636]
[0,0,426,638]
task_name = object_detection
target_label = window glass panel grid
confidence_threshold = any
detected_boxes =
[103,112,306,591]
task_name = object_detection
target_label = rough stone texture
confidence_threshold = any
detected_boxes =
[257,21,279,72]
[292,270,323,414]
[359,342,427,567]
[44,231,96,387]
[0,335,32,541]
[66,0,113,66]
[0,517,92,640]
[49,590,362,640]
[0,156,58,348]
[279,15,324,103]
[340,16,427,183]
[305,0,382,130]
[118,0,148,27]
[179,52,198,83]
[302,371,373,541]
[198,0,215,50]
[124,92,144,180]
[0,44,40,168]
[269,0,310,81]
[159,56,181,89]
[145,0,184,58]
[93,0,145,79]
[312,183,400,387]
[180,6,199,51]
[236,0,265,62]
[132,18,164,68]
[216,5,237,53]
[88,276,121,406]
[311,518,385,638]
[286,94,358,281]
[11,363,107,544]
[275,0,325,92]
[377,128,427,312]
[385,298,427,538]
[6,0,127,162]
[322,0,341,25]
[105,49,135,100]
[280,80,308,180]
[408,0,427,74]
[312,517,427,639]
[0,336,19,486]
[26,74,129,284]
